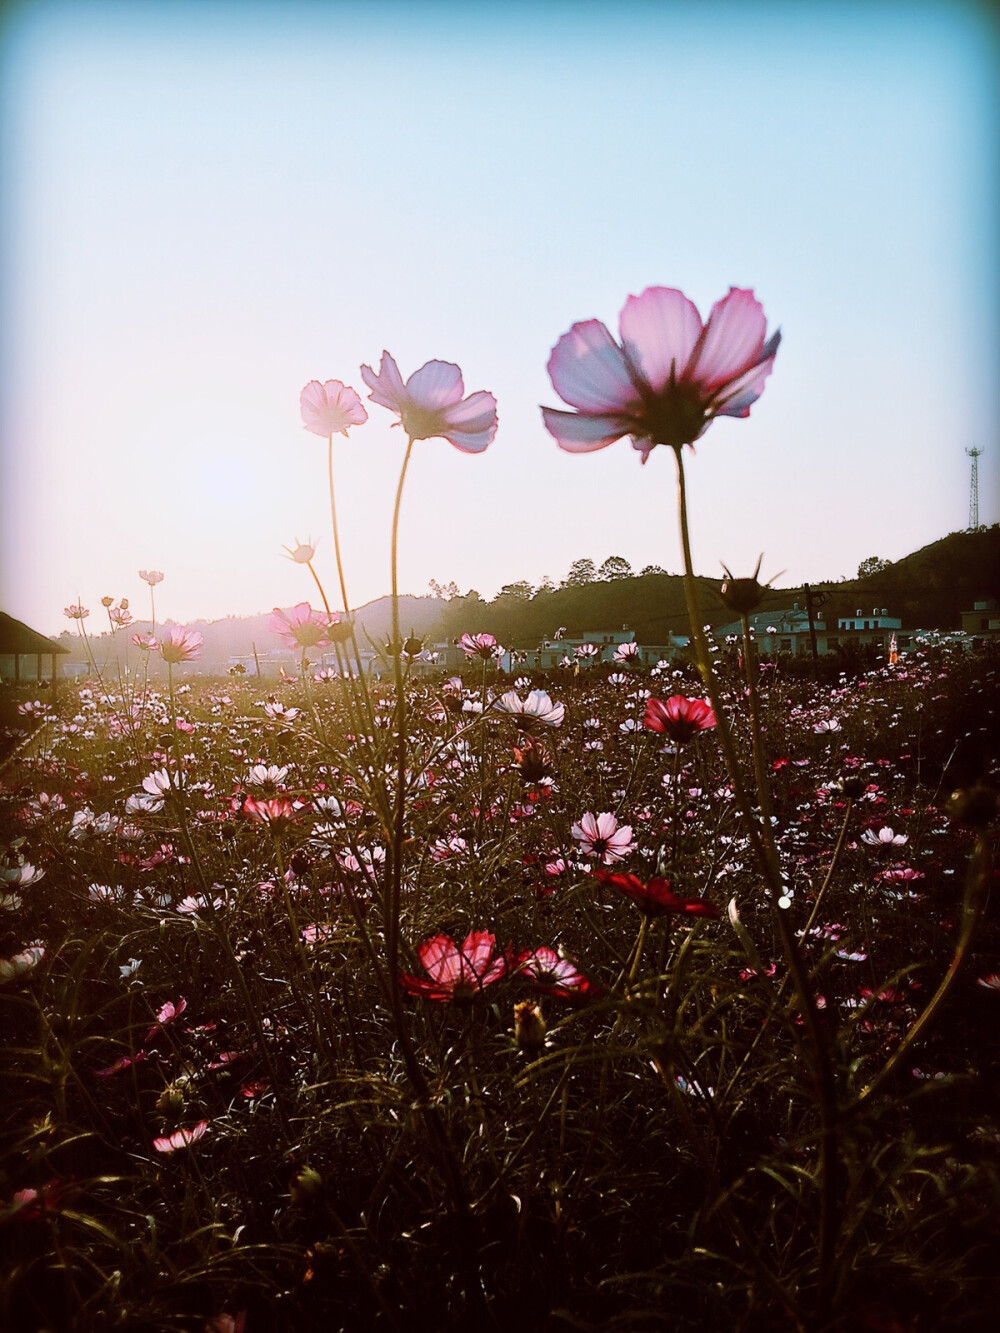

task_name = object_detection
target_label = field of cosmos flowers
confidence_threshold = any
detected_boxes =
[2,288,999,1332]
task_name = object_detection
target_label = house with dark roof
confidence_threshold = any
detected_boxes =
[0,613,70,686]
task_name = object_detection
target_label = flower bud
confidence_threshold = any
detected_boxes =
[156,1085,186,1118]
[513,1000,546,1052]
[719,556,779,615]
[290,1165,324,1206]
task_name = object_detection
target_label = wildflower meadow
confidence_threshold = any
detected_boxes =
[2,288,998,1332]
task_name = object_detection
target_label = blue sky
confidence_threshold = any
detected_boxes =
[1,0,997,636]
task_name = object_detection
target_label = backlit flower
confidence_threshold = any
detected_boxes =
[516,946,597,1000]
[643,696,716,743]
[139,570,164,586]
[571,811,635,864]
[494,689,565,729]
[158,626,203,663]
[543,286,779,462]
[268,602,335,651]
[64,604,89,620]
[300,379,368,437]
[361,352,498,453]
[460,632,501,660]
[861,827,908,848]
[399,930,506,1002]
[153,1120,208,1154]
[593,868,719,919]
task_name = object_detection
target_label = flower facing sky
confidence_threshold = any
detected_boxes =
[643,696,717,743]
[361,352,498,453]
[138,570,164,586]
[571,811,635,864]
[399,930,507,1002]
[300,379,369,437]
[542,286,780,462]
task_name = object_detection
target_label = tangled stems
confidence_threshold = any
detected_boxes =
[670,443,841,1303]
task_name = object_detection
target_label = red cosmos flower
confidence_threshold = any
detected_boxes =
[399,930,506,1002]
[516,947,598,1001]
[243,796,297,835]
[643,695,716,743]
[543,285,779,462]
[593,868,719,919]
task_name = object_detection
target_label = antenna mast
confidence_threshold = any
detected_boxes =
[966,447,983,530]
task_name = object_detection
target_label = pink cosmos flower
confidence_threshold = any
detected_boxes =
[593,868,720,919]
[543,286,780,462]
[300,379,369,437]
[64,604,89,620]
[460,631,501,660]
[131,632,159,651]
[516,947,598,1001]
[399,930,507,1002]
[361,352,498,453]
[158,626,203,663]
[138,570,164,586]
[268,602,335,651]
[861,827,908,848]
[643,696,716,743]
[571,811,635,864]
[153,1121,209,1155]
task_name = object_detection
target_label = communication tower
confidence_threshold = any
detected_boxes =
[966,447,983,530]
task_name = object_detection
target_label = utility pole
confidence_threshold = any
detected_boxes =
[803,584,829,680]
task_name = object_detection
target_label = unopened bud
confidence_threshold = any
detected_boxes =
[514,1000,546,1052]
[156,1085,185,1118]
[290,1165,324,1206]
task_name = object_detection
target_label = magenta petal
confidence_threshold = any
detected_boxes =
[405,360,465,409]
[541,406,629,452]
[547,320,642,414]
[686,288,767,389]
[619,287,703,394]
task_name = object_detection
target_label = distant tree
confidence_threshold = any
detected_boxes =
[428,579,461,600]
[598,555,633,581]
[564,558,596,586]
[538,575,555,591]
[638,563,667,576]
[498,580,534,600]
[857,556,890,579]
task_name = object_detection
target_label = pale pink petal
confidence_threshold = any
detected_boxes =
[441,390,498,452]
[547,320,642,414]
[711,333,781,417]
[541,407,630,452]
[361,351,407,412]
[685,288,767,389]
[619,287,703,394]
[405,360,465,409]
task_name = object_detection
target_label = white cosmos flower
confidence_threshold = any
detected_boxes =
[861,827,908,847]
[493,689,565,728]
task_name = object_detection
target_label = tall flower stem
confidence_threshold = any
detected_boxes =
[326,434,375,706]
[670,443,841,1302]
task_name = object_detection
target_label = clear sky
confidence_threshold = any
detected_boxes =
[1,0,997,637]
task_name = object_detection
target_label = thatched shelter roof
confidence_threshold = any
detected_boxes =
[0,613,70,656]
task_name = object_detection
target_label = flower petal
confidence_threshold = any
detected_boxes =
[711,332,781,417]
[405,360,465,409]
[547,319,642,414]
[441,390,498,452]
[684,288,767,389]
[541,407,630,452]
[361,351,407,412]
[619,287,703,395]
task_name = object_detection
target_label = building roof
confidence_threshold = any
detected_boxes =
[0,613,70,656]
